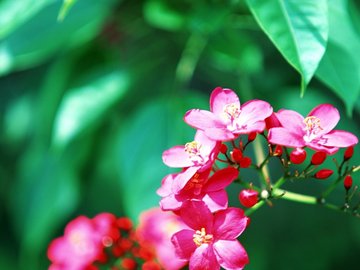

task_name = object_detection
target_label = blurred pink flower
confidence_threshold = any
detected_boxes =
[158,167,238,212]
[48,213,119,270]
[136,208,188,270]
[268,104,358,154]
[171,201,249,270]
[184,87,273,141]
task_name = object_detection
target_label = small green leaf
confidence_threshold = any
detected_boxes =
[58,0,78,21]
[52,70,129,148]
[246,0,328,95]
[315,0,360,115]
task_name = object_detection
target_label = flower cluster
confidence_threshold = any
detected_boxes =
[158,87,359,270]
[48,210,185,270]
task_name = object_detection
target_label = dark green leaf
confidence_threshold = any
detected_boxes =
[246,0,328,95]
[315,0,360,115]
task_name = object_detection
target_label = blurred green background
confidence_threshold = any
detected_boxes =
[0,0,359,269]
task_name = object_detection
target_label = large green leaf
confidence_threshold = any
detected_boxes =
[0,0,116,76]
[315,0,360,115]
[0,0,55,39]
[52,70,129,149]
[246,0,328,95]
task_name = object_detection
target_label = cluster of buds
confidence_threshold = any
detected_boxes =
[158,87,359,270]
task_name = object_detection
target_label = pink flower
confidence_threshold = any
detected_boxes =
[48,216,102,270]
[268,104,358,154]
[162,130,220,169]
[158,167,238,212]
[48,213,120,270]
[171,201,249,270]
[184,87,273,141]
[136,208,188,270]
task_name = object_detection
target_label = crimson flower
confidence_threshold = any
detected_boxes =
[268,104,358,154]
[184,87,273,141]
[171,201,249,270]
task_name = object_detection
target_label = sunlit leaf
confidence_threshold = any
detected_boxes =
[246,0,328,95]
[143,0,185,31]
[315,0,360,115]
[57,0,78,21]
[0,0,116,76]
[0,0,55,39]
[52,70,129,148]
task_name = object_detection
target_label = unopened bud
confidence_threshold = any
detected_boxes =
[311,151,327,165]
[231,148,243,163]
[248,132,257,142]
[344,175,353,190]
[290,148,307,164]
[314,169,333,179]
[220,144,228,154]
[273,145,283,156]
[344,146,354,161]
[239,156,252,168]
[239,189,259,208]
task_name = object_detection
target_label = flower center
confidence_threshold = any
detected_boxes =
[223,103,241,121]
[193,228,213,247]
[303,116,323,142]
[69,231,92,255]
[185,141,204,164]
[184,173,206,195]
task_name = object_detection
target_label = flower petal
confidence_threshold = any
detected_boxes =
[210,87,240,117]
[157,174,175,197]
[268,127,305,148]
[172,166,201,194]
[171,229,197,260]
[276,109,305,134]
[184,109,224,130]
[204,127,237,141]
[180,201,213,231]
[162,146,193,168]
[214,240,249,270]
[213,208,248,240]
[308,104,340,134]
[204,167,238,192]
[202,190,228,212]
[189,244,220,270]
[238,99,273,125]
[159,194,183,211]
[321,130,358,148]
[234,120,266,135]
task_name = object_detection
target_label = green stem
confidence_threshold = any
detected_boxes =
[273,189,317,204]
[174,32,207,88]
[253,137,271,189]
[245,201,265,216]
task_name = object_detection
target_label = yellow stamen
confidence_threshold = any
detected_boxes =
[223,103,241,120]
[193,227,213,246]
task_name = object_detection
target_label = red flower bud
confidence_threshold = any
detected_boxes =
[311,151,327,165]
[239,156,252,168]
[239,189,259,208]
[231,148,243,163]
[117,217,133,230]
[344,175,353,190]
[273,145,283,156]
[248,132,257,142]
[220,143,228,154]
[290,148,307,164]
[344,146,354,161]
[314,169,333,179]
[121,258,137,270]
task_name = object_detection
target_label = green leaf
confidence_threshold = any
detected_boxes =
[115,94,208,222]
[0,0,55,39]
[52,70,129,149]
[143,0,186,31]
[315,0,360,116]
[246,0,328,95]
[57,0,78,21]
[0,0,116,76]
